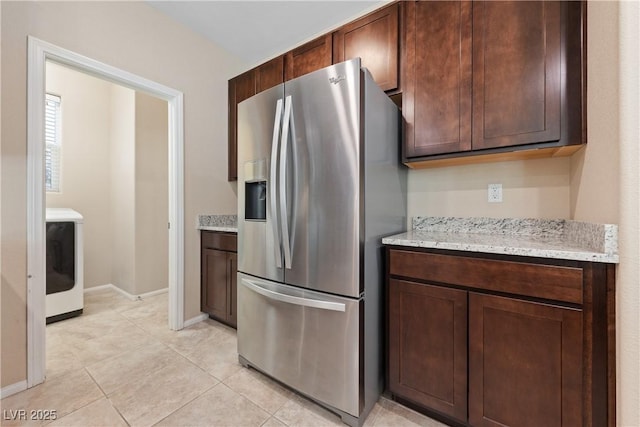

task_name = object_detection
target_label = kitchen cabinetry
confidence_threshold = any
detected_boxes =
[285,34,332,81]
[201,231,237,328]
[468,293,582,426]
[227,57,282,182]
[332,3,400,92]
[472,1,561,150]
[228,70,255,181]
[388,279,467,421]
[403,0,472,158]
[256,55,284,93]
[386,248,615,427]
[403,1,585,166]
[228,0,586,175]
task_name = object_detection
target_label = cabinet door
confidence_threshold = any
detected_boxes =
[469,293,582,427]
[256,56,284,94]
[227,252,238,328]
[285,34,332,81]
[403,1,472,158]
[228,70,255,181]
[388,279,468,422]
[332,3,399,92]
[472,1,561,150]
[202,248,229,321]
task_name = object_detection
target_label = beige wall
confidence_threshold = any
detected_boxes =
[109,85,136,295]
[616,2,640,423]
[0,1,3,385]
[45,62,114,288]
[134,92,168,295]
[570,3,639,425]
[570,2,620,224]
[1,1,245,388]
[575,2,639,425]
[408,157,571,220]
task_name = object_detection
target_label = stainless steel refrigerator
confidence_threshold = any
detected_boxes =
[237,58,407,427]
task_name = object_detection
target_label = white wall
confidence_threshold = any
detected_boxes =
[45,62,114,288]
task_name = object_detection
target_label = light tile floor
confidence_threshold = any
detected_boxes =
[1,289,446,427]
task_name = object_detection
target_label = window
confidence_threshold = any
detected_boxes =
[45,94,61,192]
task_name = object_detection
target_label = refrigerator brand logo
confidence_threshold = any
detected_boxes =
[329,75,346,85]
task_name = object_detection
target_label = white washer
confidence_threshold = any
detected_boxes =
[46,208,84,323]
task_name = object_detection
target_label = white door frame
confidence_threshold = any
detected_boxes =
[26,36,185,387]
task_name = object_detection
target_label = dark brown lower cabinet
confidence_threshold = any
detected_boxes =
[386,247,615,427]
[388,279,468,422]
[468,293,582,427]
[201,231,237,328]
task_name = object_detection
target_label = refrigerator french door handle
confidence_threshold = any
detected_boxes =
[241,278,346,312]
[269,98,284,269]
[279,95,293,269]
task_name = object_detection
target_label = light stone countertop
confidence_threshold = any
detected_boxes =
[197,214,237,233]
[382,217,619,264]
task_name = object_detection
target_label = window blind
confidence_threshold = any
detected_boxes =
[45,94,61,192]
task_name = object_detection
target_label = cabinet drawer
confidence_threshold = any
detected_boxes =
[201,231,237,252]
[389,250,583,304]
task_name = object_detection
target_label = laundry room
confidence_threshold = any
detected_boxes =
[44,61,170,368]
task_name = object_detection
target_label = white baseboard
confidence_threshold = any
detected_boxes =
[0,380,28,399]
[140,288,169,299]
[84,284,168,301]
[184,313,209,328]
[83,284,114,294]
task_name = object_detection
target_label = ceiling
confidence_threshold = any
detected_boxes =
[147,1,385,65]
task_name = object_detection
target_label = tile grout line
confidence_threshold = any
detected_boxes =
[221,369,292,417]
[83,367,109,399]
[149,382,220,427]
[160,335,224,380]
[41,368,110,426]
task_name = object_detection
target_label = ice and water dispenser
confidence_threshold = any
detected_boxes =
[244,159,267,222]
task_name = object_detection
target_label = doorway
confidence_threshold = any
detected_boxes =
[45,60,169,316]
[27,37,185,388]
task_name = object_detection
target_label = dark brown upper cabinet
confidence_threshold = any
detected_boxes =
[403,1,586,166]
[285,34,333,81]
[332,3,400,92]
[256,55,284,93]
[403,1,472,157]
[472,1,561,150]
[228,70,255,181]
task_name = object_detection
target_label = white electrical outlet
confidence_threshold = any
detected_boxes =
[488,183,503,203]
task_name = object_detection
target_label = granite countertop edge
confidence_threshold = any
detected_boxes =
[382,217,619,264]
[197,214,237,233]
[198,225,238,233]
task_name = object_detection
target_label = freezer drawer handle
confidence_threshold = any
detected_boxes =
[269,98,284,269]
[241,278,346,312]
